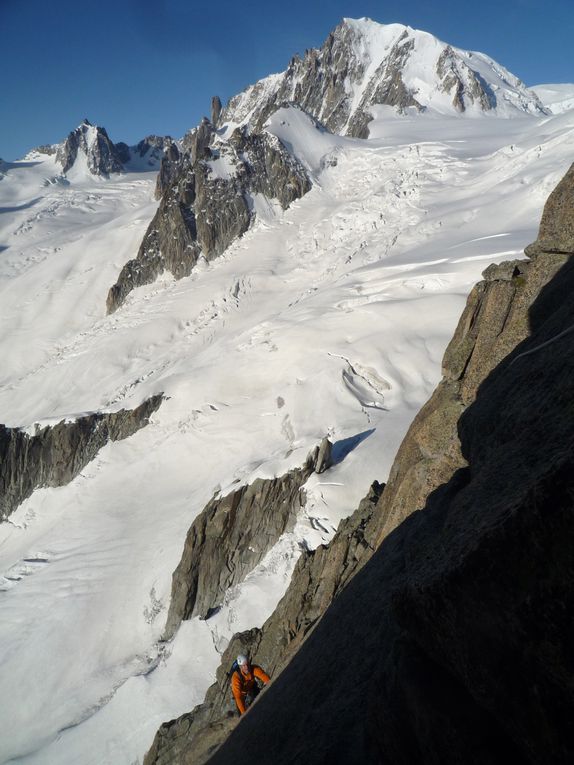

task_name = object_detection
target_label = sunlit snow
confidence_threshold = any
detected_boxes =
[0,102,573,765]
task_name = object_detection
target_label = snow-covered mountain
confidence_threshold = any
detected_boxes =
[0,16,573,765]
[222,18,547,137]
[104,20,551,313]
[29,119,175,178]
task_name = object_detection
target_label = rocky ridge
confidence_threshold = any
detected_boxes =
[54,120,173,177]
[143,161,574,763]
[144,479,383,765]
[0,395,162,521]
[202,164,574,763]
[106,115,311,313]
[56,119,125,176]
[164,437,333,638]
[221,18,546,138]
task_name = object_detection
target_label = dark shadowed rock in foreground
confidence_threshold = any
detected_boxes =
[203,163,574,763]
[0,395,162,520]
[142,163,574,765]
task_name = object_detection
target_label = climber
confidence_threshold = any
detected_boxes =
[230,654,270,715]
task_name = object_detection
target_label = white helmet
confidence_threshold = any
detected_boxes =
[237,654,249,666]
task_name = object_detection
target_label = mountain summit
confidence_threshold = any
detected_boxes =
[53,120,174,177]
[55,119,126,176]
[221,18,547,137]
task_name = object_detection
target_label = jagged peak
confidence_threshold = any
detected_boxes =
[221,17,547,137]
[55,119,123,176]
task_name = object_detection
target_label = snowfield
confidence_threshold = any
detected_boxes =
[1,102,574,764]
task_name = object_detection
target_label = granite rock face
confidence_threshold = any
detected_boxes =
[142,166,574,765]
[143,481,383,765]
[106,119,311,313]
[0,395,162,521]
[155,141,181,199]
[211,96,223,128]
[526,161,574,256]
[202,165,574,764]
[163,439,333,639]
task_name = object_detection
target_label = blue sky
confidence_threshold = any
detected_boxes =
[1,0,572,159]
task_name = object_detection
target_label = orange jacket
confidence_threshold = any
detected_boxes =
[231,665,270,714]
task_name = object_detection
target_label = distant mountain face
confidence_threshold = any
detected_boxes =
[103,18,552,309]
[55,119,125,175]
[221,18,547,137]
[52,119,174,177]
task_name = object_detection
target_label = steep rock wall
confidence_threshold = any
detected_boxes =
[0,395,162,520]
[144,480,383,765]
[202,165,574,763]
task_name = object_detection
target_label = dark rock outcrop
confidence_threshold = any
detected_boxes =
[0,395,162,520]
[135,135,174,161]
[114,141,132,165]
[55,119,125,176]
[525,161,574,257]
[155,141,181,199]
[202,165,574,764]
[211,96,223,128]
[54,122,173,177]
[436,45,494,112]
[164,439,333,638]
[144,481,383,765]
[107,122,310,313]
[346,38,423,137]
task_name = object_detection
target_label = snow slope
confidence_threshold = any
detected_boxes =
[0,102,573,765]
[531,83,574,115]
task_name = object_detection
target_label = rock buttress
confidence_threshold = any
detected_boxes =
[0,395,162,520]
[202,164,574,764]
[106,124,310,313]
[143,480,383,765]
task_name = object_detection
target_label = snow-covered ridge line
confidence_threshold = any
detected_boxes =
[220,17,547,138]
